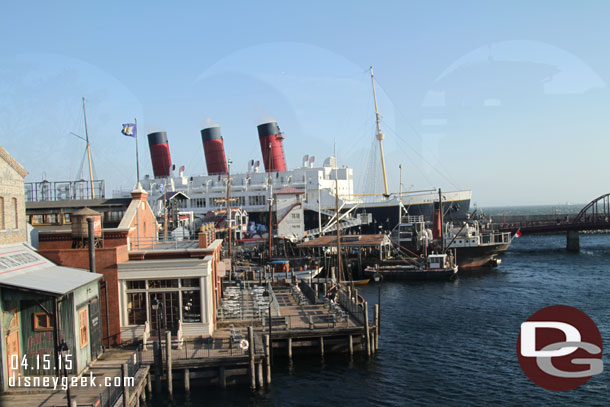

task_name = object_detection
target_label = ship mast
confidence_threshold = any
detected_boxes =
[82,97,95,199]
[370,66,390,198]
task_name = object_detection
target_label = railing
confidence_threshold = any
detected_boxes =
[297,280,318,304]
[262,312,352,331]
[139,337,249,362]
[337,288,365,325]
[85,347,141,407]
[129,237,199,251]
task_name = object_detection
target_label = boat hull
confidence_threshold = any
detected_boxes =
[364,267,457,281]
[453,243,511,269]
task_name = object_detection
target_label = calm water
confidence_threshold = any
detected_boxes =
[152,234,610,406]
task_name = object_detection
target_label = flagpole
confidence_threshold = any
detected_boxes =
[135,118,141,249]
[135,117,140,185]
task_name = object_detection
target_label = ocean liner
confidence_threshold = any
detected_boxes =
[118,68,471,235]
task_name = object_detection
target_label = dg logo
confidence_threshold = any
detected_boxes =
[517,305,604,391]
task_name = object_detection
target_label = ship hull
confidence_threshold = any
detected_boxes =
[453,243,511,269]
[301,197,471,233]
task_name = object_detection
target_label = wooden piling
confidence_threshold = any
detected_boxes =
[219,366,226,388]
[374,304,380,351]
[287,337,292,359]
[166,331,173,395]
[153,341,161,393]
[248,326,256,390]
[348,334,353,355]
[364,301,371,356]
[146,372,152,394]
[257,361,264,388]
[264,334,271,385]
[320,336,324,356]
[122,363,129,407]
[184,368,190,391]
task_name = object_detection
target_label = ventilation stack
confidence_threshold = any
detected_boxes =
[147,132,172,178]
[201,126,228,175]
[257,121,287,172]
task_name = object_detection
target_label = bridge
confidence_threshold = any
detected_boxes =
[498,193,610,251]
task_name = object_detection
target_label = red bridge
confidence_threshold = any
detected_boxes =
[498,193,610,251]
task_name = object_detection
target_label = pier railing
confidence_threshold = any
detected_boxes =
[337,288,365,325]
[139,337,250,363]
[84,347,142,407]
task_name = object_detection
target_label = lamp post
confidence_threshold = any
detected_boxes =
[59,340,71,406]
[151,297,163,359]
[263,289,272,365]
[373,273,383,334]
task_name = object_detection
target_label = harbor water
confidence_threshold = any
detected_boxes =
[151,234,610,406]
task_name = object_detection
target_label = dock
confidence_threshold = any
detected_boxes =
[0,349,151,407]
[0,280,378,405]
[137,281,378,391]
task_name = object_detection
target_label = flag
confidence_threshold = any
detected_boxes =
[513,229,522,239]
[121,123,136,138]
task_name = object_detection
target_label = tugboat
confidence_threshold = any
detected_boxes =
[391,211,512,270]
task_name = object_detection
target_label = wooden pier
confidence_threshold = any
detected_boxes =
[0,281,378,404]
[138,281,378,390]
[0,349,151,407]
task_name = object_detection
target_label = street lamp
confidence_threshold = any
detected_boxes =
[373,273,383,334]
[151,297,163,359]
[262,289,272,365]
[59,340,71,404]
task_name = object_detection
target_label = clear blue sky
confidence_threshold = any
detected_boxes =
[1,1,609,206]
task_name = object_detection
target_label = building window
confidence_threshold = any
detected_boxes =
[126,280,146,290]
[44,213,58,224]
[127,293,147,325]
[63,213,72,224]
[30,214,44,225]
[33,312,53,331]
[148,279,178,289]
[12,198,17,229]
[181,278,200,288]
[0,197,4,229]
[78,308,89,348]
[248,195,266,206]
[182,290,201,322]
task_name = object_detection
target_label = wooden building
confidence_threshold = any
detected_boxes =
[0,243,102,392]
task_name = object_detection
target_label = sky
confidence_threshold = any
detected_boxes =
[1,1,609,207]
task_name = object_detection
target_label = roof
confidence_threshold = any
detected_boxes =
[0,146,28,178]
[297,234,391,248]
[158,191,189,201]
[0,244,101,296]
[275,187,304,195]
[26,198,131,210]
[73,207,101,216]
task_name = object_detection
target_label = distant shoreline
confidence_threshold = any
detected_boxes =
[478,204,583,217]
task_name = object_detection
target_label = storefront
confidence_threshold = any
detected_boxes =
[118,256,215,342]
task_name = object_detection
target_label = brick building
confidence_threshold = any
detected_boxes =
[34,184,223,345]
[0,146,28,245]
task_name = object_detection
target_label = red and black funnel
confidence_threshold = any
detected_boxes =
[257,121,287,172]
[148,132,172,178]
[201,127,228,175]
